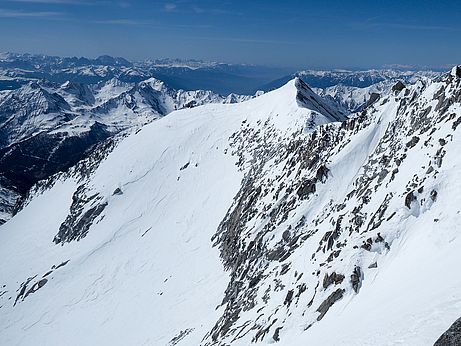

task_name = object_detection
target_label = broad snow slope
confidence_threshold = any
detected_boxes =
[0,77,252,223]
[0,79,339,345]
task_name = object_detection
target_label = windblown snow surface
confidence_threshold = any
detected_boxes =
[0,76,253,223]
[0,71,461,345]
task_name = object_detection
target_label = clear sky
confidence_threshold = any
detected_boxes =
[0,0,459,69]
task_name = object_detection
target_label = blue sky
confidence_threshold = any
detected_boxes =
[0,0,459,69]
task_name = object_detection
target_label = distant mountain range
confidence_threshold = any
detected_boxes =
[0,53,291,95]
[0,53,443,95]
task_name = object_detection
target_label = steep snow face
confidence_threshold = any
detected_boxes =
[0,79,339,345]
[1,73,460,345]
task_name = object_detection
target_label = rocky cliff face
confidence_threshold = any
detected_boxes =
[205,70,461,345]
[0,71,460,345]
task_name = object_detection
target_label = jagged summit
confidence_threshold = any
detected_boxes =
[212,77,347,132]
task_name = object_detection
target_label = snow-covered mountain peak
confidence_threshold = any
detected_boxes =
[451,65,461,78]
[59,80,95,106]
[3,81,71,116]
[138,76,167,90]
[99,77,130,88]
[189,77,346,136]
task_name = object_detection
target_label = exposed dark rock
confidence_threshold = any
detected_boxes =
[211,306,242,342]
[280,263,291,275]
[377,168,389,184]
[13,276,36,306]
[361,241,372,251]
[453,117,461,131]
[323,229,340,251]
[351,266,361,293]
[434,317,461,346]
[282,230,291,242]
[272,327,282,342]
[43,270,53,277]
[248,275,261,288]
[284,290,294,306]
[296,179,316,200]
[112,187,123,195]
[368,262,378,269]
[52,260,69,270]
[367,93,380,107]
[405,191,416,209]
[315,165,329,183]
[296,283,307,298]
[169,328,194,346]
[430,190,438,202]
[435,148,446,168]
[392,81,406,93]
[375,233,384,243]
[323,272,345,289]
[316,289,344,321]
[406,136,420,149]
[54,186,108,244]
[180,162,190,170]
[213,182,262,269]
[23,279,47,300]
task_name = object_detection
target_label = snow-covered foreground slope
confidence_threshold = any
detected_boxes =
[1,70,461,345]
